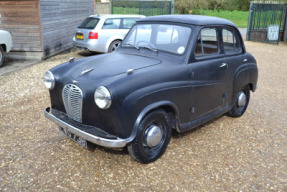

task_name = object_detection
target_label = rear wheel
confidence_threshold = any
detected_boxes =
[108,40,121,53]
[227,85,250,117]
[0,46,4,67]
[127,110,172,164]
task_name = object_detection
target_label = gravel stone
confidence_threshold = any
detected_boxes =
[0,42,286,191]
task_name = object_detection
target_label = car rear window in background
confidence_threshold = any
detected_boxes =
[102,19,121,29]
[195,28,219,56]
[78,17,99,29]
[222,29,242,53]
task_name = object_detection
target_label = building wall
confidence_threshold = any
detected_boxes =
[95,2,110,14]
[0,0,42,52]
[40,0,95,58]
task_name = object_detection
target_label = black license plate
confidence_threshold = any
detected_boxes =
[59,127,88,148]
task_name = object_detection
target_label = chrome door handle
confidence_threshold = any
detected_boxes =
[220,63,228,68]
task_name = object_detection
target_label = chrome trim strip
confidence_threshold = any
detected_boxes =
[44,107,127,148]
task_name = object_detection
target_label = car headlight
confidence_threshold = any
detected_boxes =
[94,86,112,109]
[43,71,55,90]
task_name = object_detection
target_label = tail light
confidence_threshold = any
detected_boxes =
[89,32,98,39]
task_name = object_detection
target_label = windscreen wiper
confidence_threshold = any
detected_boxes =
[123,43,139,50]
[138,45,158,53]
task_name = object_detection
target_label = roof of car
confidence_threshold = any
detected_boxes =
[138,15,237,27]
[90,14,145,19]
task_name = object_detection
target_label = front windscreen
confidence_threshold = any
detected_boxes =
[122,24,192,55]
[78,17,99,29]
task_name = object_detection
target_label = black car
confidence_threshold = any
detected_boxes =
[44,15,258,163]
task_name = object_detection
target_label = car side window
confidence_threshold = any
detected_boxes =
[195,28,219,57]
[102,19,121,29]
[123,18,137,29]
[222,28,242,53]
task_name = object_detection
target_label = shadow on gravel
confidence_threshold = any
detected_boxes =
[0,57,39,77]
[88,141,129,155]
[77,50,102,57]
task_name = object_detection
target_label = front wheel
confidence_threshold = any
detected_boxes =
[127,110,172,164]
[227,85,250,117]
[108,40,121,53]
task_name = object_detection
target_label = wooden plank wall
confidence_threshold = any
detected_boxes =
[40,0,95,58]
[0,0,42,52]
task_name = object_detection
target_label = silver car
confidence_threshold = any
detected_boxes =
[73,14,145,53]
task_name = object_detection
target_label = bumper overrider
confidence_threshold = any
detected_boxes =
[44,107,127,148]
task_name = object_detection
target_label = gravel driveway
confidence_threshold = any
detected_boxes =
[0,42,286,191]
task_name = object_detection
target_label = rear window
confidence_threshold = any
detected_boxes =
[78,17,99,29]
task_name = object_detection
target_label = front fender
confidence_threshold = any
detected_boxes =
[124,101,179,143]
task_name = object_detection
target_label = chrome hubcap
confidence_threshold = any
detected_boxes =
[237,91,247,107]
[145,125,163,147]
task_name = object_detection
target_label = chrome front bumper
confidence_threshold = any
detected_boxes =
[44,107,127,148]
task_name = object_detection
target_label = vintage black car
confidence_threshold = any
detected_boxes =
[44,15,258,163]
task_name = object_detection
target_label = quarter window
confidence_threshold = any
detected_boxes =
[195,28,219,57]
[102,19,121,29]
[222,29,242,53]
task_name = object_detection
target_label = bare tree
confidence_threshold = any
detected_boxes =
[208,0,225,11]
[175,0,193,14]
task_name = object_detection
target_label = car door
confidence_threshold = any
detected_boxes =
[188,27,228,119]
[98,18,123,44]
[221,27,245,104]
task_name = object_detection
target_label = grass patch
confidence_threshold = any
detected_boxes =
[189,9,249,28]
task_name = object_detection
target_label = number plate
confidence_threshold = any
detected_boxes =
[76,33,83,40]
[59,127,88,148]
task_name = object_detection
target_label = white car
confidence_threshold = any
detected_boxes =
[0,30,13,66]
[73,14,145,53]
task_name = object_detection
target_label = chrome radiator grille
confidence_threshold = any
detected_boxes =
[62,84,83,123]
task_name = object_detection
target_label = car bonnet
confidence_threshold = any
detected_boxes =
[70,53,162,81]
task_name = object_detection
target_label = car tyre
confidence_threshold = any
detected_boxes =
[227,85,250,117]
[127,110,172,164]
[0,46,4,67]
[108,40,121,53]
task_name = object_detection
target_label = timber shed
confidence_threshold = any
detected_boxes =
[0,0,96,60]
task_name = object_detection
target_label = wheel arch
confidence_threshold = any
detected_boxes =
[0,44,7,52]
[106,38,123,52]
[126,101,179,143]
[233,64,258,96]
